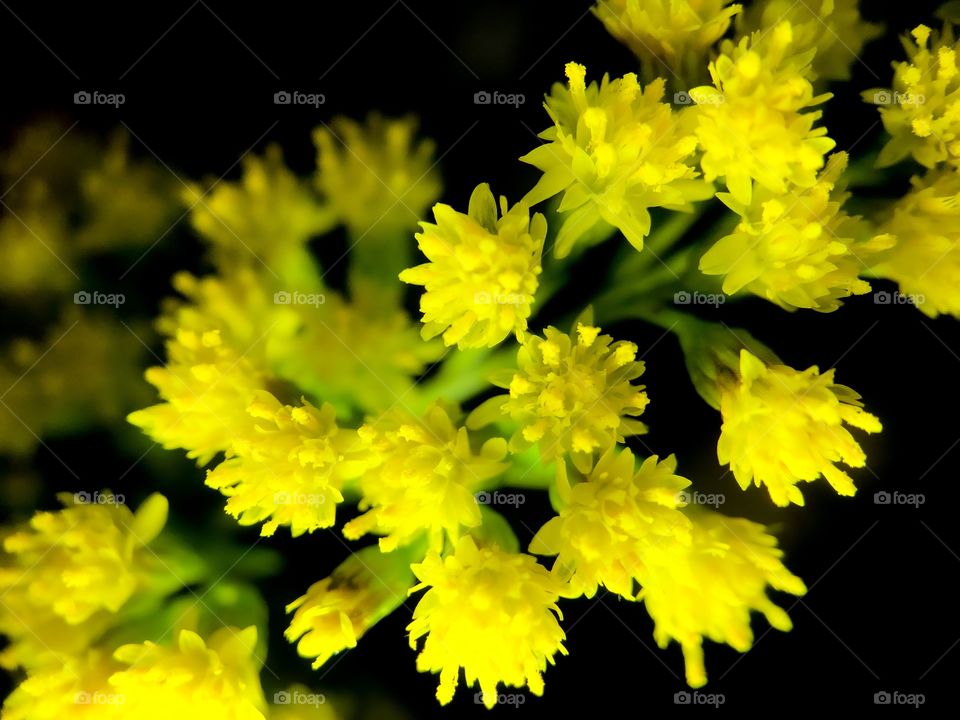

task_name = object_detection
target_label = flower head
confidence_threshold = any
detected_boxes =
[470,318,648,472]
[717,349,881,506]
[408,536,567,708]
[344,403,507,552]
[699,152,894,310]
[400,183,546,348]
[521,62,709,256]
[641,508,806,687]
[867,24,960,168]
[530,448,690,599]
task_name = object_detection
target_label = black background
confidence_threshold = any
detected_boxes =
[1,0,957,715]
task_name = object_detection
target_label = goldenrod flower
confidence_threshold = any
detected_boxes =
[717,349,881,506]
[205,391,370,537]
[469,319,648,473]
[592,0,742,83]
[400,183,546,348]
[408,536,567,708]
[0,183,72,296]
[286,548,414,669]
[530,448,690,599]
[867,24,960,168]
[0,493,169,669]
[314,114,441,235]
[521,62,710,256]
[699,153,893,311]
[641,508,806,687]
[109,627,266,720]
[344,403,507,552]
[871,168,960,317]
[691,21,835,204]
[738,0,882,82]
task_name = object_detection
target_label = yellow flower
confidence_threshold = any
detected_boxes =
[0,182,72,297]
[469,318,648,473]
[521,62,710,256]
[108,627,266,720]
[866,24,960,168]
[717,349,881,506]
[592,0,742,83]
[407,536,567,708]
[871,168,960,317]
[699,152,894,311]
[314,114,441,235]
[640,508,807,687]
[691,21,836,205]
[344,403,507,552]
[285,548,414,669]
[400,183,546,348]
[530,448,691,599]
[0,492,169,670]
[738,0,882,82]
[205,391,370,537]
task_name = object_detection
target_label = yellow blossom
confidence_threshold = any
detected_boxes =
[640,508,807,687]
[717,349,881,506]
[400,183,546,348]
[469,318,648,472]
[871,168,960,317]
[407,536,567,708]
[699,152,894,311]
[530,448,690,599]
[521,62,710,256]
[344,403,507,552]
[866,23,960,168]
[0,183,73,297]
[314,114,441,235]
[0,492,169,670]
[691,21,836,205]
[592,0,742,82]
[205,391,370,537]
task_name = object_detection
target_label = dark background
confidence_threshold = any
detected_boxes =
[1,0,957,715]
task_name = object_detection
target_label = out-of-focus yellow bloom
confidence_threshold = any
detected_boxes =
[185,145,334,281]
[871,168,960,317]
[699,153,894,311]
[314,114,441,235]
[593,0,742,82]
[469,319,648,473]
[286,548,414,669]
[206,391,370,537]
[867,24,960,168]
[400,183,546,348]
[344,403,507,552]
[691,21,835,205]
[530,448,690,599]
[0,492,169,670]
[717,349,881,506]
[408,536,567,708]
[739,0,882,82]
[640,508,806,687]
[521,62,710,256]
[0,184,72,296]
[108,627,266,720]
